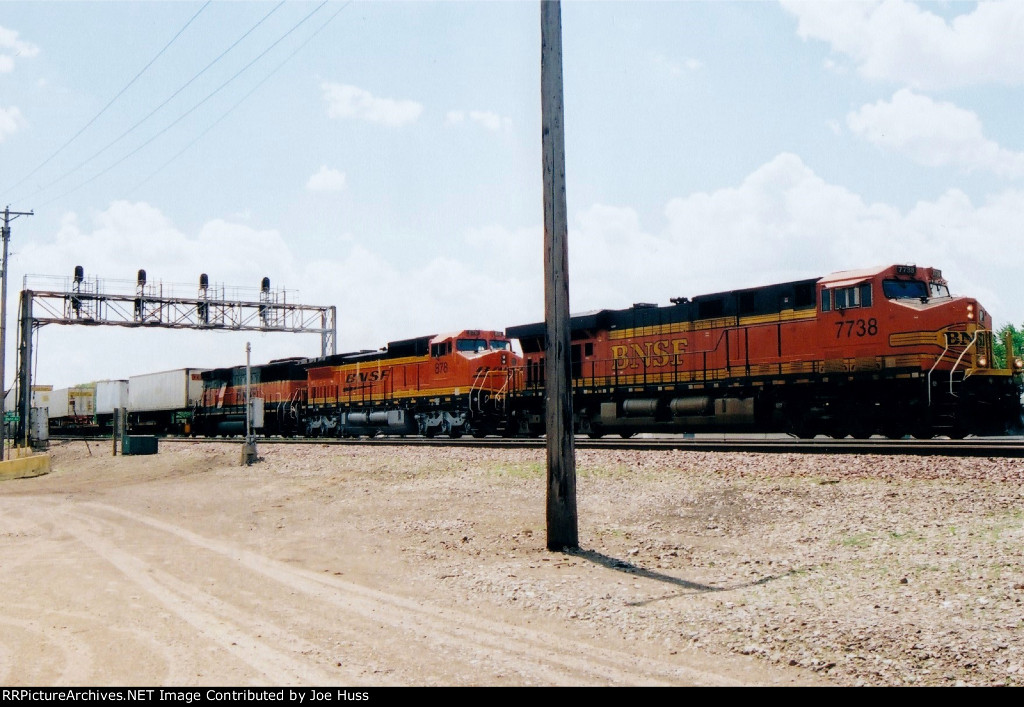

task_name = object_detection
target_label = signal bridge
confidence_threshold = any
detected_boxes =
[11,268,337,445]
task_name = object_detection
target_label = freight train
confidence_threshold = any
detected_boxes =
[34,264,1024,440]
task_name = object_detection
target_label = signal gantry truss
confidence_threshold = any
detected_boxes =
[11,272,338,444]
[21,273,337,354]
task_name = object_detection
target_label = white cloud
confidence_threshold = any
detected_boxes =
[847,89,1024,177]
[471,153,1024,326]
[0,25,40,74]
[8,201,541,388]
[446,109,511,132]
[782,0,1024,89]
[321,82,422,127]
[0,105,24,142]
[649,51,702,76]
[17,155,1024,390]
[305,165,347,192]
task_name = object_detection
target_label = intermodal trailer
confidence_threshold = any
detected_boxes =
[127,368,207,434]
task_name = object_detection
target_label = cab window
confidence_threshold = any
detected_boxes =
[456,338,487,352]
[829,283,872,310]
[883,279,928,300]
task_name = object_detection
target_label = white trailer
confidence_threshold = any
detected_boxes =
[94,379,129,433]
[127,368,207,434]
[95,380,129,415]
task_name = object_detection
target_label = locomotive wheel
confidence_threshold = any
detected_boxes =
[788,413,818,439]
[882,423,907,440]
[848,420,874,440]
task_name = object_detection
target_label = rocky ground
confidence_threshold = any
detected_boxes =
[0,439,1021,686]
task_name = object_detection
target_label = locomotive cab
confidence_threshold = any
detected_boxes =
[815,264,1021,437]
[411,330,519,437]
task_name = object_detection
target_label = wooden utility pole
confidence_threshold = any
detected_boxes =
[0,207,33,460]
[540,0,578,551]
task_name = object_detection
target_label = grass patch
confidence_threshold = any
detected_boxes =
[840,532,875,549]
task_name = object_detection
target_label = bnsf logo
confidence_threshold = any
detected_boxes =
[345,370,390,384]
[944,331,974,347]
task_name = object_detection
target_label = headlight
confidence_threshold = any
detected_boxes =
[978,356,987,367]
[1015,358,1023,370]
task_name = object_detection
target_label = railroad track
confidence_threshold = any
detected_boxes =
[51,434,1024,457]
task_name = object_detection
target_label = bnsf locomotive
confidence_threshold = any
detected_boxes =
[193,330,519,439]
[508,264,1023,439]
[44,263,1024,440]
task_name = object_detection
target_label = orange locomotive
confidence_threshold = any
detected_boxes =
[303,330,519,437]
[506,264,1023,439]
[197,358,308,437]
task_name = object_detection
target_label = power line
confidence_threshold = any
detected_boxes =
[27,1,287,201]
[1,2,212,197]
[129,2,350,196]
[36,1,330,210]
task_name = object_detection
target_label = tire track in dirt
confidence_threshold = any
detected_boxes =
[79,500,753,686]
[0,616,96,684]
[47,508,360,686]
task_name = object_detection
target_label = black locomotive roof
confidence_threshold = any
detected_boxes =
[306,334,434,368]
[506,276,820,341]
[201,356,309,384]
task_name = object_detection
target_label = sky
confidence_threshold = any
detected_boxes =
[1,0,1024,390]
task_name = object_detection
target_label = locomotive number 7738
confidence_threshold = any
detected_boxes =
[834,318,879,338]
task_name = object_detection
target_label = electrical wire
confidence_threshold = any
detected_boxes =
[129,2,351,196]
[1,2,212,197]
[36,1,330,210]
[28,1,287,201]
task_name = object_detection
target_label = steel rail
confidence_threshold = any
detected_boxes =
[51,434,1024,458]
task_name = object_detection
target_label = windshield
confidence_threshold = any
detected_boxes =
[457,338,511,352]
[930,282,950,298]
[456,339,487,352]
[882,279,928,300]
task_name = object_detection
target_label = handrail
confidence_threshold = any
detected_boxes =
[927,339,952,407]
[949,329,989,397]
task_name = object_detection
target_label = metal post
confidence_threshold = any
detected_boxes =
[17,290,33,448]
[541,0,578,551]
[0,207,33,459]
[246,342,252,438]
[0,218,7,460]
[241,341,257,465]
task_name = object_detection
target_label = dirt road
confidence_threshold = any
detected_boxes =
[1,440,1021,686]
